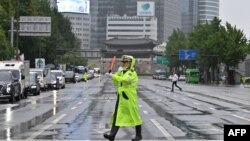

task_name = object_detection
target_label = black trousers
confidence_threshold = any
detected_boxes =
[171,81,181,91]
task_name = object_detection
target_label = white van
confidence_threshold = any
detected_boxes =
[30,68,51,90]
[50,70,65,89]
[0,60,30,99]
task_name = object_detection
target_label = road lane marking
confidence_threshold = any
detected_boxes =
[150,119,174,140]
[71,107,77,110]
[209,107,216,110]
[27,114,66,140]
[193,102,200,105]
[143,110,148,115]
[232,114,250,122]
[243,110,250,113]
[78,102,83,105]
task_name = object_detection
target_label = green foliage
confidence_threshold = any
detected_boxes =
[165,28,188,67]
[0,26,14,60]
[166,17,249,69]
[0,0,81,67]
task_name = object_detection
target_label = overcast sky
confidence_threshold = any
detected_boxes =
[219,0,250,39]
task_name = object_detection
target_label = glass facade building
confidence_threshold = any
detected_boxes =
[181,0,219,34]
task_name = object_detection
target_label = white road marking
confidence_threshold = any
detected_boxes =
[193,102,200,105]
[78,102,83,105]
[209,107,216,110]
[232,114,250,122]
[150,119,174,140]
[26,114,66,140]
[143,110,148,115]
[243,110,250,113]
[71,107,77,110]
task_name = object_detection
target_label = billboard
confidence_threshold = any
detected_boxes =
[19,16,51,36]
[137,1,155,16]
[57,0,90,14]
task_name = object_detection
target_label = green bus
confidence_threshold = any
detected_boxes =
[185,68,200,83]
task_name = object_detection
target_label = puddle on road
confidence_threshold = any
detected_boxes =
[0,90,65,139]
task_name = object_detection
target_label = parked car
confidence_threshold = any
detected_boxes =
[30,68,51,90]
[75,73,81,82]
[50,70,65,89]
[153,69,166,80]
[93,68,100,78]
[0,70,21,103]
[87,70,95,80]
[50,74,60,89]
[179,75,186,81]
[28,72,40,96]
[65,70,76,83]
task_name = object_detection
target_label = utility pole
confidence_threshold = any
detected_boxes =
[10,16,14,47]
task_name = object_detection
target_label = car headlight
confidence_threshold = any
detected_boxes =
[7,84,11,93]
[31,85,37,89]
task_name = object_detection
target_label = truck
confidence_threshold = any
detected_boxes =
[30,68,51,90]
[0,60,30,99]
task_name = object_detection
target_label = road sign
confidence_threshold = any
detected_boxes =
[35,58,45,68]
[156,56,169,65]
[19,16,51,36]
[179,50,198,60]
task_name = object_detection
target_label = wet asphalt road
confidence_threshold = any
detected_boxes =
[0,76,249,140]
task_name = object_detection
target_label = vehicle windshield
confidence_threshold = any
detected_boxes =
[51,72,62,77]
[0,70,12,81]
[29,73,37,83]
[31,71,43,77]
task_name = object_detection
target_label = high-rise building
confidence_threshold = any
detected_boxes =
[198,0,219,23]
[62,13,91,49]
[48,0,57,9]
[54,0,91,50]
[181,0,219,34]
[90,0,181,49]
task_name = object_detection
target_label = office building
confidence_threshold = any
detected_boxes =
[181,0,219,34]
[90,0,181,48]
[106,15,157,40]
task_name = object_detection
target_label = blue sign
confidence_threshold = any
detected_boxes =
[179,50,198,60]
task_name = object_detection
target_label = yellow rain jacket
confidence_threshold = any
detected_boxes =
[109,57,142,126]
[83,72,88,81]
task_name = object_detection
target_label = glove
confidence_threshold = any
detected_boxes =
[105,72,113,78]
[118,66,123,72]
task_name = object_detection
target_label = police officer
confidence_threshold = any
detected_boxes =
[104,55,143,141]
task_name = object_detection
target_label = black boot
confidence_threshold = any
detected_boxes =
[103,126,119,141]
[132,125,142,141]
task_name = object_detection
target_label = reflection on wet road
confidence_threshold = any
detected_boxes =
[0,77,249,140]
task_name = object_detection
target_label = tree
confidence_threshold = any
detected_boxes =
[165,28,188,72]
[0,0,81,66]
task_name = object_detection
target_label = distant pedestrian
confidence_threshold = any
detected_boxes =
[171,72,182,92]
[83,71,88,82]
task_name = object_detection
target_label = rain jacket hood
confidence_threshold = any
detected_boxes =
[109,55,142,127]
